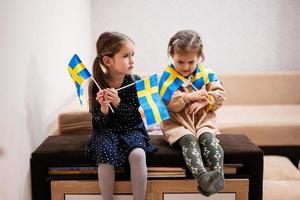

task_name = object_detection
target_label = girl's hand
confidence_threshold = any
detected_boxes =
[189,97,209,114]
[104,88,121,108]
[96,90,109,114]
[187,89,208,102]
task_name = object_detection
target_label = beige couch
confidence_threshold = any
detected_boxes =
[263,155,300,200]
[217,72,300,200]
[217,71,300,146]
[58,72,300,146]
[57,71,300,199]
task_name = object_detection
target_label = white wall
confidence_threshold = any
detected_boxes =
[91,0,300,75]
[0,0,92,199]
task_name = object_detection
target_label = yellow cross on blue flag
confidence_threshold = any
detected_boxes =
[159,64,218,101]
[68,54,92,105]
[191,63,218,89]
[136,74,170,125]
[158,64,186,101]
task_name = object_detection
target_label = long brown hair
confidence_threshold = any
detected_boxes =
[89,32,133,112]
[168,30,205,62]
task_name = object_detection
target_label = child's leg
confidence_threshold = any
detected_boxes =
[129,148,147,200]
[199,132,224,174]
[98,164,115,200]
[177,134,220,195]
[199,132,224,193]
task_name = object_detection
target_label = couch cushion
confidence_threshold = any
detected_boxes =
[32,133,262,167]
[264,156,300,180]
[219,72,300,105]
[263,180,300,200]
[58,112,92,135]
[217,105,300,146]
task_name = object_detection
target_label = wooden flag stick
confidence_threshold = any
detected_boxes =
[116,82,135,91]
[189,81,198,91]
[91,77,114,113]
[116,79,144,91]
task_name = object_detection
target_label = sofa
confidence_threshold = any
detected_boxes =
[217,72,300,147]
[53,71,300,199]
[263,155,300,200]
[218,72,300,200]
[59,72,300,147]
[58,72,300,149]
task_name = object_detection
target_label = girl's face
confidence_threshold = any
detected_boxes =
[108,41,135,76]
[172,51,199,77]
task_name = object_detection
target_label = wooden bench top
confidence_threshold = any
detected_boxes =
[31,133,263,200]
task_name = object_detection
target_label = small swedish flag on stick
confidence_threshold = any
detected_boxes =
[67,54,114,112]
[116,74,170,125]
[135,74,170,125]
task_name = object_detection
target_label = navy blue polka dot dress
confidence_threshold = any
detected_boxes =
[86,75,157,167]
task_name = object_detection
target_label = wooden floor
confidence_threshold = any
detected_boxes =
[51,179,249,200]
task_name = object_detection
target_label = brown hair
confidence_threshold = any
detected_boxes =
[89,32,134,112]
[168,30,204,62]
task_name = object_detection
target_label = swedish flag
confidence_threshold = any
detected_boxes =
[158,64,186,101]
[159,64,218,101]
[136,74,170,125]
[68,54,91,105]
[191,63,218,89]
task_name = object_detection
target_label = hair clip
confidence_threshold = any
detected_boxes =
[172,39,179,45]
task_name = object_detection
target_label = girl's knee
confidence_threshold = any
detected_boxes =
[129,148,146,163]
[178,134,198,147]
[98,164,114,174]
[98,163,114,169]
[199,132,215,142]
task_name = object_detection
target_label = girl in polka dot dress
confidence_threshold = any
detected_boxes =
[86,32,156,200]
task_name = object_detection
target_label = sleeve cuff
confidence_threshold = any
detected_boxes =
[205,94,215,112]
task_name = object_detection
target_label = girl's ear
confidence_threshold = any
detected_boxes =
[103,56,112,67]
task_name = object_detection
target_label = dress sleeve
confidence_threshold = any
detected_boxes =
[206,80,226,111]
[92,104,114,128]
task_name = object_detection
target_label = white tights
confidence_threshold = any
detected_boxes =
[98,148,147,200]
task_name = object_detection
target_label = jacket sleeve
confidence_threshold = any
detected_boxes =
[166,90,190,113]
[206,80,226,111]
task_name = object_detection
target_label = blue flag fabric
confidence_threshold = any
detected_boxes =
[191,64,218,89]
[68,54,92,105]
[159,64,218,101]
[158,64,186,101]
[136,74,170,125]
